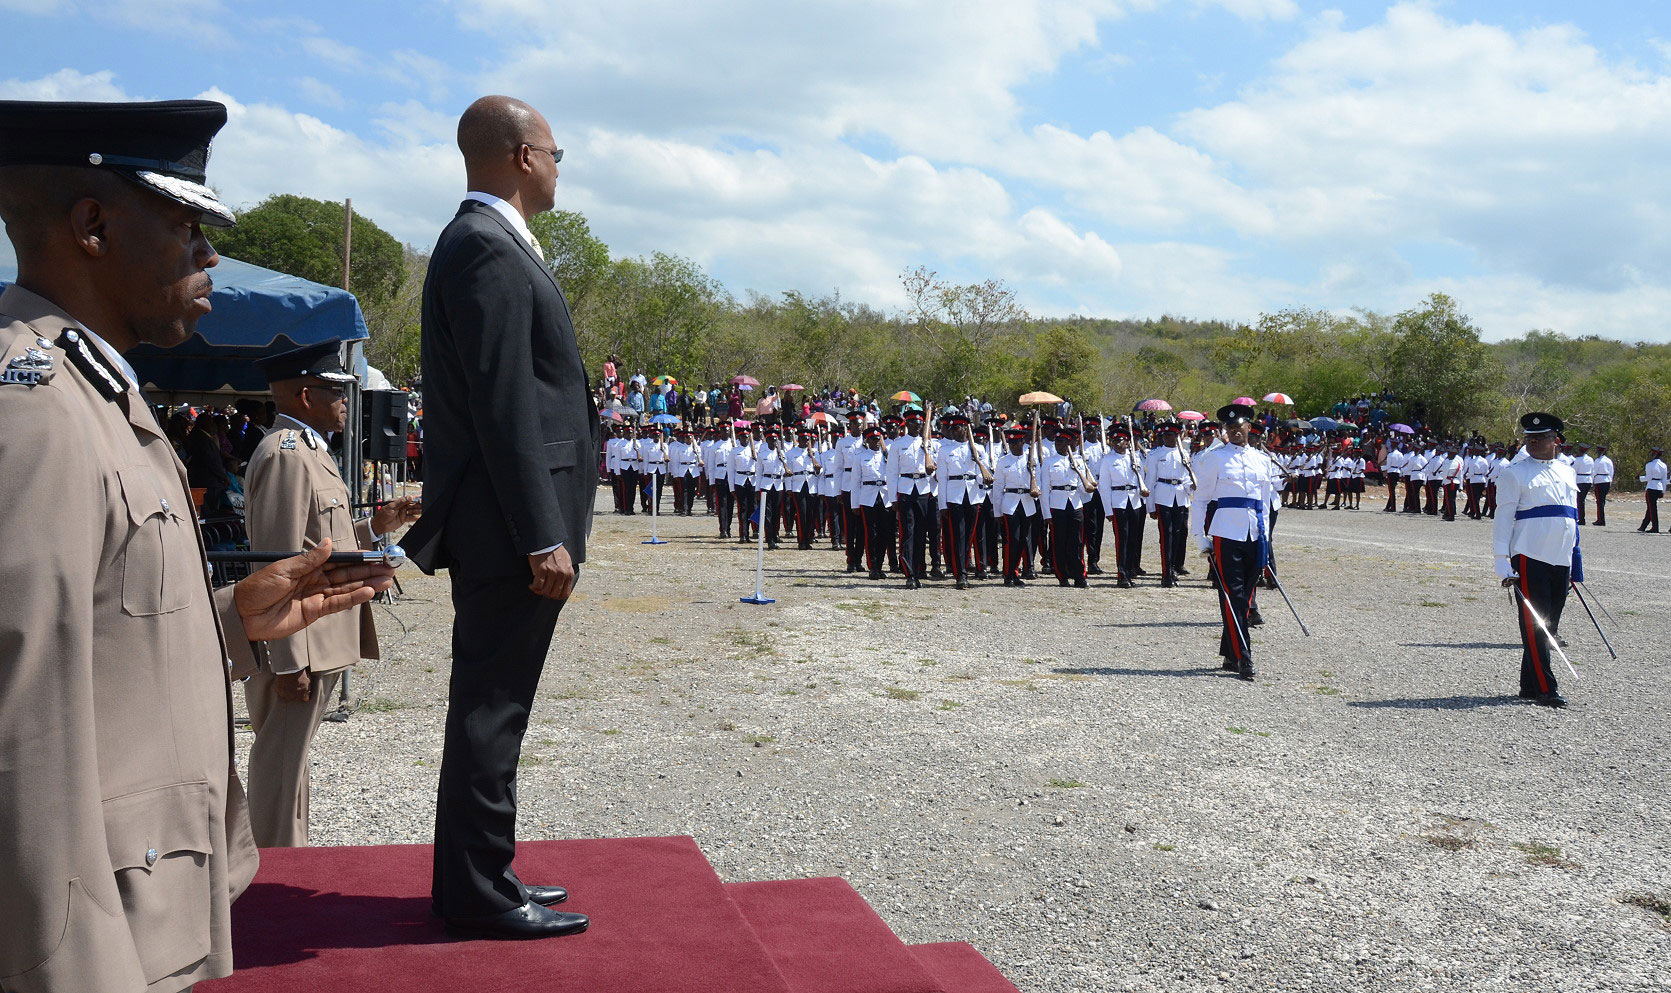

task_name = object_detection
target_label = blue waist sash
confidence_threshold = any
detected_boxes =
[1514,505,1578,520]
[1514,503,1582,579]
[1214,497,1269,568]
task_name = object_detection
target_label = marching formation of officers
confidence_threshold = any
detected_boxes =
[604,402,1289,678]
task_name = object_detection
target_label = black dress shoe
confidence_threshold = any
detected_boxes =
[1222,660,1238,671]
[1086,564,1103,575]
[868,570,884,581]
[1134,567,1149,576]
[1176,567,1191,576]
[444,901,589,940]
[526,885,568,906]
[975,569,989,580]
[1116,577,1133,589]
[1248,609,1265,627]
[1012,578,1027,588]
[1531,692,1568,708]
[1073,578,1089,588]
[955,578,968,590]
[1237,664,1256,681]
[929,569,947,581]
[1022,569,1036,581]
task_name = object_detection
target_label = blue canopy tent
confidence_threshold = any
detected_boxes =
[125,257,370,396]
[0,256,369,395]
[1,255,377,504]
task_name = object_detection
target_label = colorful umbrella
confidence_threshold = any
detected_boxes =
[1262,392,1294,405]
[736,383,754,392]
[891,390,922,403]
[1135,398,1172,412]
[1178,410,1206,421]
[651,375,678,386]
[600,409,624,422]
[731,418,754,428]
[731,375,760,387]
[781,383,806,391]
[1019,391,1063,405]
[1389,423,1415,434]
[649,413,680,425]
[808,412,838,425]
[1233,396,1256,407]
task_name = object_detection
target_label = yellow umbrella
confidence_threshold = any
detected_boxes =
[1019,391,1063,405]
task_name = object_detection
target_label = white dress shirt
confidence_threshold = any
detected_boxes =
[1189,443,1277,551]
[1493,457,1578,570]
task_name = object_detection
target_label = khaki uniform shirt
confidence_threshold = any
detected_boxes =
[0,285,259,993]
[242,416,378,678]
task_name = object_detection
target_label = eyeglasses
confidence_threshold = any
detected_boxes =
[524,144,563,164]
[303,384,347,399]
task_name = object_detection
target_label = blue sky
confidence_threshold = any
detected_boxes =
[4,0,1670,341]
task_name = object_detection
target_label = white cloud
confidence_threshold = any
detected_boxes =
[295,76,346,109]
[0,67,131,100]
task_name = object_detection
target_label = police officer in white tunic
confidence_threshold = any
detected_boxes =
[1143,423,1194,587]
[1493,412,1580,707]
[933,412,992,590]
[1189,404,1277,681]
[1095,424,1147,588]
[1641,446,1667,533]
[1592,445,1614,526]
[992,424,1040,586]
[1040,424,1096,587]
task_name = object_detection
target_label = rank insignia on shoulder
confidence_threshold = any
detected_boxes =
[1,347,55,387]
[302,430,318,450]
[280,430,298,450]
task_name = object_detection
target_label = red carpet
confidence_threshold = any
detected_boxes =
[198,836,1017,993]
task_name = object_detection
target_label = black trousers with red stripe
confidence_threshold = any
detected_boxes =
[1109,506,1144,579]
[845,501,866,569]
[1049,505,1086,584]
[1155,503,1188,580]
[1082,493,1105,571]
[975,501,998,574]
[862,501,891,574]
[1513,554,1567,696]
[1213,536,1260,665]
[897,491,935,579]
[713,478,734,535]
[941,500,977,579]
[1002,511,1033,581]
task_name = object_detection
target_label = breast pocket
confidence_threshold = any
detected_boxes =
[103,783,214,984]
[313,485,350,539]
[118,468,195,617]
[545,439,577,470]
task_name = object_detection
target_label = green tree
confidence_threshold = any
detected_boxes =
[213,194,405,307]
[1386,293,1502,433]
[529,209,611,312]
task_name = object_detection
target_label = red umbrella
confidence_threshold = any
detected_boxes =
[731,375,760,387]
[1178,410,1206,422]
[781,383,806,391]
[808,412,837,425]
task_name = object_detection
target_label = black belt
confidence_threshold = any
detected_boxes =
[862,480,885,486]
[951,474,976,480]
[1158,478,1183,485]
[764,474,783,479]
[902,471,928,479]
[1004,487,1031,493]
[1051,485,1076,491]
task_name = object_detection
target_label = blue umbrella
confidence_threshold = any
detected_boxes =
[650,413,681,425]
[1308,416,1344,431]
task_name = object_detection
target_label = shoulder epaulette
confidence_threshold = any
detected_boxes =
[56,328,128,401]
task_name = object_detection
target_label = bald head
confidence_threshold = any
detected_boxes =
[456,95,558,218]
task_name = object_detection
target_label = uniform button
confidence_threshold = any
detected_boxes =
[160,498,171,513]
[145,847,159,867]
[331,498,340,505]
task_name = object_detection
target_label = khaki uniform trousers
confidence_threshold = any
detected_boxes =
[244,668,343,848]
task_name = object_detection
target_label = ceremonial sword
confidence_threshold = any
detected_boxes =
[1568,582,1618,660]
[207,546,408,568]
[1574,580,1619,627]
[1508,584,1579,679]
[1262,563,1311,637]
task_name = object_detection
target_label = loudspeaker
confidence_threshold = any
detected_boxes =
[362,389,407,463]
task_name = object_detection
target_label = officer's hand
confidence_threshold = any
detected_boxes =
[1029,487,1040,499]
[1150,511,1159,520]
[371,497,422,535]
[274,668,312,702]
[528,545,577,601]
[236,538,395,642]
[1493,554,1516,584]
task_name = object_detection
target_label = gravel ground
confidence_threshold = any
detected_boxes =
[238,490,1671,992]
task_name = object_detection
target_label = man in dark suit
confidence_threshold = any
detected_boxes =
[404,95,597,940]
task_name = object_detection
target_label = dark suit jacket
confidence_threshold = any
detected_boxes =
[406,200,599,576]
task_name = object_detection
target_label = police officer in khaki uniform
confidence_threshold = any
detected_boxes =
[243,340,421,848]
[0,99,395,993]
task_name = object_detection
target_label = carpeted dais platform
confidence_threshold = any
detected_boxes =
[198,836,1017,993]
